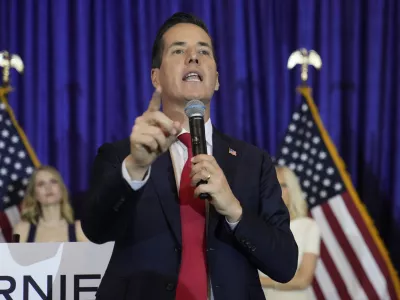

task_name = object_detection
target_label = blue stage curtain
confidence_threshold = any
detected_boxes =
[1,0,399,270]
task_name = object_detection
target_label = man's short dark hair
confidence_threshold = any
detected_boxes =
[151,12,216,68]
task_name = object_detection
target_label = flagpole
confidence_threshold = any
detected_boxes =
[0,50,41,168]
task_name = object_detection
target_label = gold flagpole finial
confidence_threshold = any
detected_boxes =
[0,50,24,88]
[287,48,322,84]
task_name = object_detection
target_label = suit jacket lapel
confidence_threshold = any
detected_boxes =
[150,151,182,246]
[209,128,240,236]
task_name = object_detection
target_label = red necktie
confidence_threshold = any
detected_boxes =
[175,132,208,300]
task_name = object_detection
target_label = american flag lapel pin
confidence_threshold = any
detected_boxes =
[229,148,237,156]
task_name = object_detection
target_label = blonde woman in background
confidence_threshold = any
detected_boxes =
[13,165,87,243]
[259,166,321,300]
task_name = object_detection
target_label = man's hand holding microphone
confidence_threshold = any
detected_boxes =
[124,88,242,223]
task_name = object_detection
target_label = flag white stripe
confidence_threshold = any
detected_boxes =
[311,205,368,300]
[329,195,390,299]
[5,205,20,228]
[315,258,341,300]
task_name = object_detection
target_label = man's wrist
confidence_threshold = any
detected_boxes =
[225,201,243,223]
[125,155,149,180]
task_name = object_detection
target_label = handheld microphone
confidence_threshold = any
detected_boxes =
[184,100,210,200]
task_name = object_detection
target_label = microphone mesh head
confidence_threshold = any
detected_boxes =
[184,100,205,118]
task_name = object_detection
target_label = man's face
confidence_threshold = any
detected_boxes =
[152,23,219,105]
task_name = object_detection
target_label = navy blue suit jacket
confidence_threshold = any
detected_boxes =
[81,128,298,300]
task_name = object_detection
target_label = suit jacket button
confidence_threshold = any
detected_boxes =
[166,283,175,291]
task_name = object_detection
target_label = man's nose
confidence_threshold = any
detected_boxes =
[186,50,199,65]
[188,57,199,64]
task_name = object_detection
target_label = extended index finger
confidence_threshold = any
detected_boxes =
[147,87,162,112]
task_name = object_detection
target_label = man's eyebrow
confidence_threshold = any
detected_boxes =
[167,41,186,50]
[198,41,212,48]
[167,41,212,50]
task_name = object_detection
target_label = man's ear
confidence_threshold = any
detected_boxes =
[215,72,220,91]
[151,69,160,89]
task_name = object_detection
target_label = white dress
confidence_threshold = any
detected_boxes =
[259,217,321,300]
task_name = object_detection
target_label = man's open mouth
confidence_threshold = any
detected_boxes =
[183,72,203,82]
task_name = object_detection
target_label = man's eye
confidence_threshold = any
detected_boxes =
[173,49,184,54]
[200,50,210,55]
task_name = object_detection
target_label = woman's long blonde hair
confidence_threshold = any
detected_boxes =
[276,166,308,219]
[20,165,74,225]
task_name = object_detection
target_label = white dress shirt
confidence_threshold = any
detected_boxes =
[121,118,239,299]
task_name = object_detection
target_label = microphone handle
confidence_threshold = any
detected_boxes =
[189,116,210,200]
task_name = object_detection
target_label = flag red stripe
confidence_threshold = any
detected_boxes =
[342,192,397,300]
[322,202,379,299]
[311,278,325,300]
[0,211,12,242]
[319,240,351,300]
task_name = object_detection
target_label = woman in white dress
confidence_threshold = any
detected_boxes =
[259,166,321,300]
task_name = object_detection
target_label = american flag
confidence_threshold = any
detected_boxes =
[275,86,400,300]
[0,87,40,242]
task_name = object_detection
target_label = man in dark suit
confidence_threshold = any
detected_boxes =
[81,12,298,300]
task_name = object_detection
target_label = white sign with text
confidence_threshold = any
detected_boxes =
[0,242,114,300]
